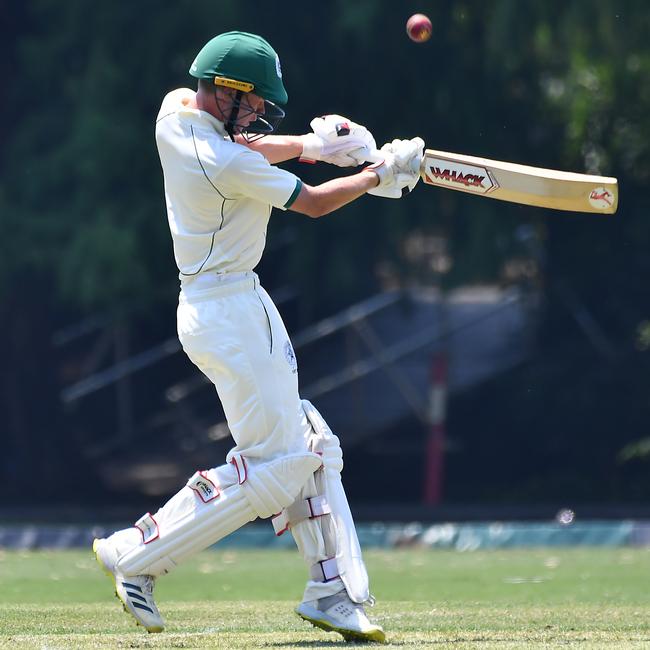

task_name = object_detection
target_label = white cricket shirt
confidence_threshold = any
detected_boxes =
[155,88,302,281]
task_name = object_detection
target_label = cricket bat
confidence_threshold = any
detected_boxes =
[370,148,619,214]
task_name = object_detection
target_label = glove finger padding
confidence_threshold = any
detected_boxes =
[310,142,373,168]
[392,136,425,172]
[342,145,376,167]
[366,137,424,198]
[301,115,377,167]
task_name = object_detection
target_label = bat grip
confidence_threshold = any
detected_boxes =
[365,149,422,174]
[364,149,384,164]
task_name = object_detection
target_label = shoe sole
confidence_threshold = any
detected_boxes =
[92,539,163,634]
[296,608,386,644]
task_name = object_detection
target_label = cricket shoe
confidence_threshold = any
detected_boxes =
[92,538,164,633]
[296,590,386,643]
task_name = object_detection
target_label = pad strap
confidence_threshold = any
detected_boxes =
[271,495,331,536]
[186,471,220,503]
[310,556,340,582]
[134,513,159,544]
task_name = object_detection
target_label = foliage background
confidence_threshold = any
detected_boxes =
[1,0,649,505]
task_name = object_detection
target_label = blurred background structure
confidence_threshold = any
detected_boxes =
[2,1,650,523]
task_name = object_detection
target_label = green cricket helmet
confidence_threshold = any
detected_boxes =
[190,31,287,140]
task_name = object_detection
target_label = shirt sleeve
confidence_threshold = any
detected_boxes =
[217,147,302,211]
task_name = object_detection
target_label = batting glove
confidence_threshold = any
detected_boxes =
[366,137,424,199]
[300,115,377,167]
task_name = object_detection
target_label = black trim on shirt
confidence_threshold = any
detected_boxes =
[179,232,216,277]
[156,112,176,124]
[179,125,235,276]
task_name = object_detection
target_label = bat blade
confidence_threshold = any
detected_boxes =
[419,149,618,214]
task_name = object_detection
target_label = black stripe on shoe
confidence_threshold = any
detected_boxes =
[127,591,147,603]
[132,601,154,613]
[122,582,143,592]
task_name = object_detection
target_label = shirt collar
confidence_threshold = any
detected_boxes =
[198,109,228,138]
[173,89,229,138]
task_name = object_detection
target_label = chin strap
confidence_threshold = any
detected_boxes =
[213,87,242,142]
[225,90,243,142]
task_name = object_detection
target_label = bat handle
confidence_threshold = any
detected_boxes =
[364,149,423,174]
[364,149,385,164]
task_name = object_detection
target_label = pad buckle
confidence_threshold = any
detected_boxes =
[134,512,159,544]
[271,495,331,536]
[310,556,339,582]
[187,470,220,503]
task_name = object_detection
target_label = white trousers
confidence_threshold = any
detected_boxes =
[177,271,309,461]
[107,272,356,600]
[178,272,348,598]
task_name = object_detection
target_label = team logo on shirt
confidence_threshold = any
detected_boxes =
[284,340,297,373]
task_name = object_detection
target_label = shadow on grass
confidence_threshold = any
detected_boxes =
[267,640,430,648]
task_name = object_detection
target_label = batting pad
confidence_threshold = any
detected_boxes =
[277,400,371,604]
[235,451,322,519]
[115,452,322,577]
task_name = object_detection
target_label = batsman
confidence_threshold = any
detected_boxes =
[93,31,422,643]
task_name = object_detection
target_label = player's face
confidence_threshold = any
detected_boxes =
[237,92,265,128]
[215,89,265,131]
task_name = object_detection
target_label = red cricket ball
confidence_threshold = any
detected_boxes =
[406,13,432,43]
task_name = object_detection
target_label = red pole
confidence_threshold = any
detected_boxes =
[424,353,447,504]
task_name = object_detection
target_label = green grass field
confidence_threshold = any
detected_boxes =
[1,547,649,648]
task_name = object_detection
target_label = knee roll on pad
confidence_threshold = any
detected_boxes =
[302,401,344,475]
[234,451,322,519]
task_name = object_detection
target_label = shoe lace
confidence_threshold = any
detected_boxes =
[142,575,156,597]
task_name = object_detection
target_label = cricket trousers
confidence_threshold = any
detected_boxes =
[177,271,309,461]
[104,271,357,602]
[177,271,350,600]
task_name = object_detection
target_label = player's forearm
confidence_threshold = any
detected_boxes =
[290,169,379,218]
[236,134,304,163]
